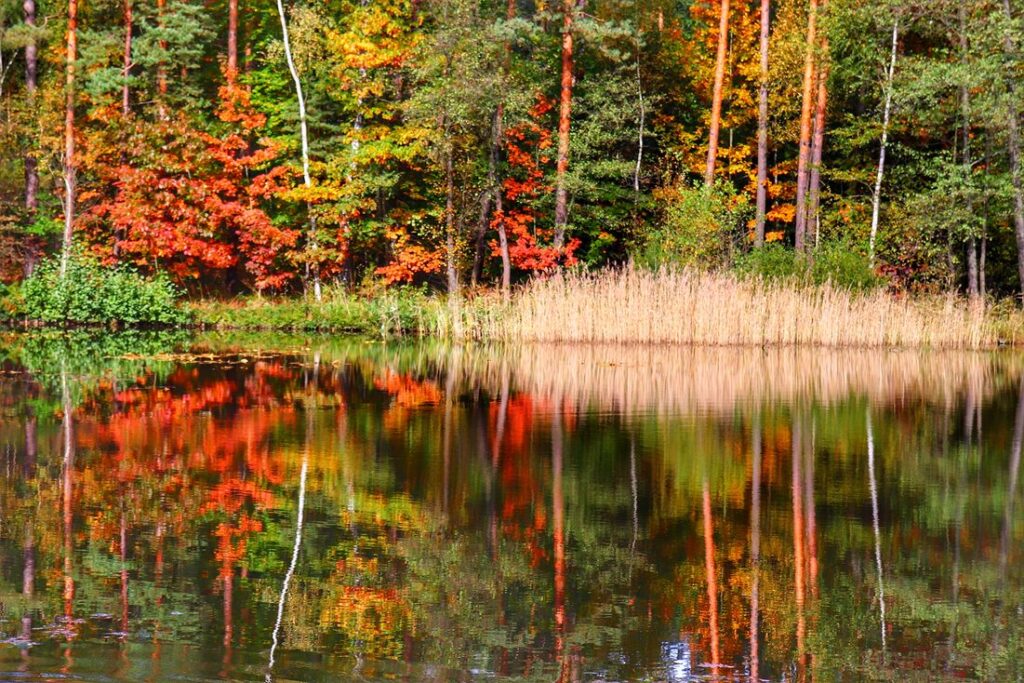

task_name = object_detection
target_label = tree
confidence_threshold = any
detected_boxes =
[755,0,770,246]
[552,0,576,249]
[61,0,80,278]
[793,0,819,252]
[704,0,730,185]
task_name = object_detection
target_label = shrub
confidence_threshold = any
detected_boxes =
[637,182,751,270]
[733,243,806,283]
[22,257,188,326]
[810,241,881,291]
[734,241,881,292]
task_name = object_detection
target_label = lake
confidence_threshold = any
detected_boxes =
[0,332,1021,681]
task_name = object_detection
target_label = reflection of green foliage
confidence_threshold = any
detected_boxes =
[0,330,187,408]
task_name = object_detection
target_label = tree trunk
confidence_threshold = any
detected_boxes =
[702,478,720,669]
[552,416,566,654]
[227,0,239,80]
[472,191,492,289]
[122,0,132,116]
[1000,0,1024,302]
[552,0,575,250]
[749,414,762,682]
[961,3,979,301]
[791,416,806,668]
[869,20,899,266]
[23,0,38,214]
[445,143,463,339]
[274,0,320,300]
[754,0,769,247]
[156,0,167,116]
[867,409,887,654]
[60,0,79,279]
[704,0,731,185]
[793,0,818,251]
[807,45,829,246]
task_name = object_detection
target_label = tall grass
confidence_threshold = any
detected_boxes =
[468,267,1008,349]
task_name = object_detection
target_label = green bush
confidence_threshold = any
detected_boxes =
[810,241,881,291]
[733,243,806,282]
[21,257,189,325]
[733,241,881,292]
[637,181,751,270]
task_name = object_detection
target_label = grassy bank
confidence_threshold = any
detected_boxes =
[6,266,1024,348]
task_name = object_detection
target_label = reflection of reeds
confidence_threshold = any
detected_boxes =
[191,332,1023,414]
[470,268,998,348]
[445,344,1022,414]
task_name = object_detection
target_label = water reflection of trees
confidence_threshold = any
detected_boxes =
[0,336,1021,679]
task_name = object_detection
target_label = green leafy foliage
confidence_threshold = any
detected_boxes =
[21,256,189,325]
[636,182,751,269]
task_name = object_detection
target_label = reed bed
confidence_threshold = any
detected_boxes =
[471,267,1000,349]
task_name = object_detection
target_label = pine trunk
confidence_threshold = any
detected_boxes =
[807,45,829,245]
[793,0,818,252]
[552,0,575,250]
[60,0,79,279]
[754,0,769,246]
[122,0,132,116]
[704,0,731,185]
[227,0,239,79]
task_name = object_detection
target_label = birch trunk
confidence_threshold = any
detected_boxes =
[869,20,899,266]
[275,0,321,300]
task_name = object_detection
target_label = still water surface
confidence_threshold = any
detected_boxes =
[0,333,1022,681]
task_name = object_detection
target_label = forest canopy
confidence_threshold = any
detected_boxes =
[1,0,1023,301]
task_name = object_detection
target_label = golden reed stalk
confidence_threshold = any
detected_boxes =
[463,267,1010,349]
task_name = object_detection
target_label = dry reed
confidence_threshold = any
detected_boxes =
[467,267,1001,349]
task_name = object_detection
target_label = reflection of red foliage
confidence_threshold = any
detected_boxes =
[491,96,580,272]
[374,370,443,406]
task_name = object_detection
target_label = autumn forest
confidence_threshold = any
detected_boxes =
[2,0,1024,322]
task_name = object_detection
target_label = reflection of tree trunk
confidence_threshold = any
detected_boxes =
[1000,376,1024,578]
[61,366,75,632]
[749,414,762,683]
[553,414,566,655]
[867,409,887,656]
[267,408,311,680]
[120,505,129,634]
[223,573,233,664]
[492,363,510,470]
[805,421,818,599]
[23,411,36,640]
[791,416,806,670]
[702,478,720,672]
